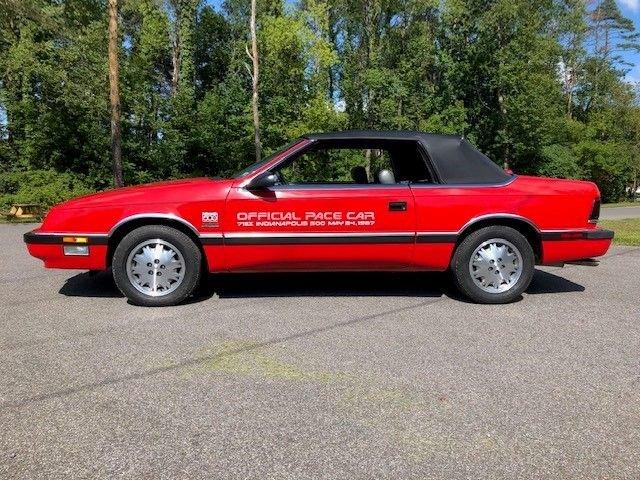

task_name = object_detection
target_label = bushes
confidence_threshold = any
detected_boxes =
[537,142,631,203]
[0,170,93,212]
[538,145,584,179]
[574,141,631,203]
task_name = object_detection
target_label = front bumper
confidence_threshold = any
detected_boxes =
[24,230,109,270]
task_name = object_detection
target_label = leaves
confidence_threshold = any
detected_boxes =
[0,0,638,202]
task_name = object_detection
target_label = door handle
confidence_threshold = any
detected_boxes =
[389,201,407,212]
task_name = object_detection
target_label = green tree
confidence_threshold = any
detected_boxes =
[1,0,639,206]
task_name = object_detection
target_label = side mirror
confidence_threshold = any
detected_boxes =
[246,172,278,190]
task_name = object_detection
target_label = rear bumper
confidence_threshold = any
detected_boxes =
[541,229,614,265]
[585,229,615,240]
[541,229,614,241]
[24,230,108,270]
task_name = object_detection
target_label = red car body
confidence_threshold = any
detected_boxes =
[24,133,613,278]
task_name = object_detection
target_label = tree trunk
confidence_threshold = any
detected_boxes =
[171,36,180,96]
[327,9,337,101]
[250,0,261,162]
[364,149,371,182]
[498,91,510,170]
[108,0,124,187]
[566,62,574,119]
[168,0,181,96]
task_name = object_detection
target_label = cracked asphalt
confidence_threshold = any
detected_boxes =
[1,223,639,479]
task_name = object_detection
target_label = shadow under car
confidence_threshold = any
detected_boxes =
[59,268,584,303]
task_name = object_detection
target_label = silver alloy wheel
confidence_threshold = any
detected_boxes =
[126,239,186,297]
[468,238,523,294]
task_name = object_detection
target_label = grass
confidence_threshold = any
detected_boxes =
[602,200,638,208]
[599,218,640,246]
[0,216,42,224]
[201,340,346,382]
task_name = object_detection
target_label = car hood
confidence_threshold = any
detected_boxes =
[57,177,233,209]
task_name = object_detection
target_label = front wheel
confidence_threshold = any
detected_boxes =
[451,226,534,304]
[112,225,202,306]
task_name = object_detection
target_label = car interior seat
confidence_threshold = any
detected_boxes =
[351,166,368,184]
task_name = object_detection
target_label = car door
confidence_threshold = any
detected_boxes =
[221,144,415,271]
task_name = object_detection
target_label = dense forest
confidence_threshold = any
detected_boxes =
[1,0,639,206]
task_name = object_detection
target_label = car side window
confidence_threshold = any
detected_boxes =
[277,148,394,185]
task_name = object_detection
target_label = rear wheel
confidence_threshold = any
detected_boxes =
[112,225,202,306]
[451,226,534,304]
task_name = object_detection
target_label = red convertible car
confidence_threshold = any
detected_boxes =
[24,131,613,306]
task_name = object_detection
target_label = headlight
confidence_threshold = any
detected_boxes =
[63,245,89,256]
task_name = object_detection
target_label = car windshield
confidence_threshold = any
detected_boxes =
[233,140,303,178]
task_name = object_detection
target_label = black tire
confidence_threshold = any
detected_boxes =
[451,226,534,304]
[112,225,202,307]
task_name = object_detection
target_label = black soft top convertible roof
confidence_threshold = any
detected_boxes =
[303,130,511,185]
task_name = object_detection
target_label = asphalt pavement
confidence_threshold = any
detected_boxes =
[600,204,640,219]
[1,223,639,479]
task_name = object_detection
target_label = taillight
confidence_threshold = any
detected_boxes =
[589,198,601,223]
